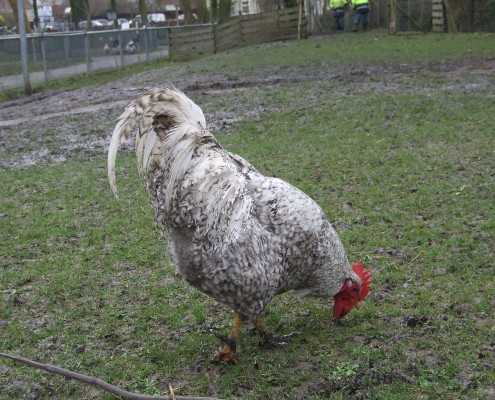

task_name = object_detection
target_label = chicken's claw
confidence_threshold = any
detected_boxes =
[213,344,237,364]
[252,318,300,347]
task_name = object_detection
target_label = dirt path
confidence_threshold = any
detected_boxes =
[1,57,493,170]
[0,100,130,128]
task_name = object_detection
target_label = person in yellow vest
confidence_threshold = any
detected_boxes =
[329,0,348,31]
[351,0,370,32]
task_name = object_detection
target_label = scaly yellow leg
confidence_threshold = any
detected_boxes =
[214,311,242,364]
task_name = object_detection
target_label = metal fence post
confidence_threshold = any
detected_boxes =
[63,35,70,62]
[84,32,91,73]
[144,27,150,62]
[40,34,49,84]
[30,36,37,64]
[165,27,170,59]
[17,0,32,94]
[118,30,124,67]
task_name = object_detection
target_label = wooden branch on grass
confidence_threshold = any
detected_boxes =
[406,251,424,267]
[0,352,221,400]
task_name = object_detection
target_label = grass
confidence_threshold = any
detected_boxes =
[1,32,495,399]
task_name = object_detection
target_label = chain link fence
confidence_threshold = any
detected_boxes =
[0,27,169,89]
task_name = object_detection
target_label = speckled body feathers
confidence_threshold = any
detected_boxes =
[108,86,360,320]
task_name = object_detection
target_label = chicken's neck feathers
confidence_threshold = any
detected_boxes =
[108,86,206,197]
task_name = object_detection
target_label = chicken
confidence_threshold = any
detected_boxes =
[107,86,371,363]
[103,39,120,54]
[124,40,137,54]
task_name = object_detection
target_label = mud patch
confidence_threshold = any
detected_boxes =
[1,58,494,170]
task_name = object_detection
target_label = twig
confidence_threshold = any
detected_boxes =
[0,352,221,400]
[406,251,424,267]
[279,102,327,117]
[169,384,176,400]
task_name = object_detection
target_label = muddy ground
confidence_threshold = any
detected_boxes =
[1,55,494,170]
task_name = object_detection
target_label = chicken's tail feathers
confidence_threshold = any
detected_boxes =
[107,86,206,198]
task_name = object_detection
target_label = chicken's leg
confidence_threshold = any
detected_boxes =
[214,311,242,364]
[252,319,300,346]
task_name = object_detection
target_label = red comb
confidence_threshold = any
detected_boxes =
[352,262,371,300]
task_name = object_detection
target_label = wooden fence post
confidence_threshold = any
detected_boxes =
[388,0,397,34]
[298,0,303,39]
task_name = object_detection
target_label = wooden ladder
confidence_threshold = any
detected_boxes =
[432,0,444,32]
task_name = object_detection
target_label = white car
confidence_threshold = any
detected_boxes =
[92,19,112,27]
[117,18,130,29]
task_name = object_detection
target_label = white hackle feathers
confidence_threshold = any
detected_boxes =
[108,86,206,198]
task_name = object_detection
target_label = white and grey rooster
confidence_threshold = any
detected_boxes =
[108,86,371,363]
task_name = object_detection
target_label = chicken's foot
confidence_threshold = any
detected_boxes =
[252,319,300,347]
[213,311,242,364]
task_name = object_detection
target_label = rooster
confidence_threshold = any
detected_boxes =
[108,86,371,363]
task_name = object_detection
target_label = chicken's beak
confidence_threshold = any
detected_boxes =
[353,301,362,310]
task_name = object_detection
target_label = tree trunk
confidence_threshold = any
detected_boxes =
[180,0,193,24]
[110,0,117,26]
[196,0,208,23]
[139,0,148,25]
[80,0,91,29]
[211,0,218,21]
[32,0,39,29]
[218,0,232,22]
[8,0,31,32]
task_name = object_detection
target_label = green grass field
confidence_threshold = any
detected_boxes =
[1,32,494,399]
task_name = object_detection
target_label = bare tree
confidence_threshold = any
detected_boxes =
[82,0,91,28]
[32,0,39,29]
[196,0,209,23]
[218,0,232,21]
[139,0,148,25]
[180,0,193,23]
[210,0,218,20]
[110,0,118,26]
[7,0,31,32]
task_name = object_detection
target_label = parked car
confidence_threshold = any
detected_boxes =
[44,22,64,32]
[94,19,113,30]
[148,13,166,23]
[132,13,166,26]
[92,19,112,27]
